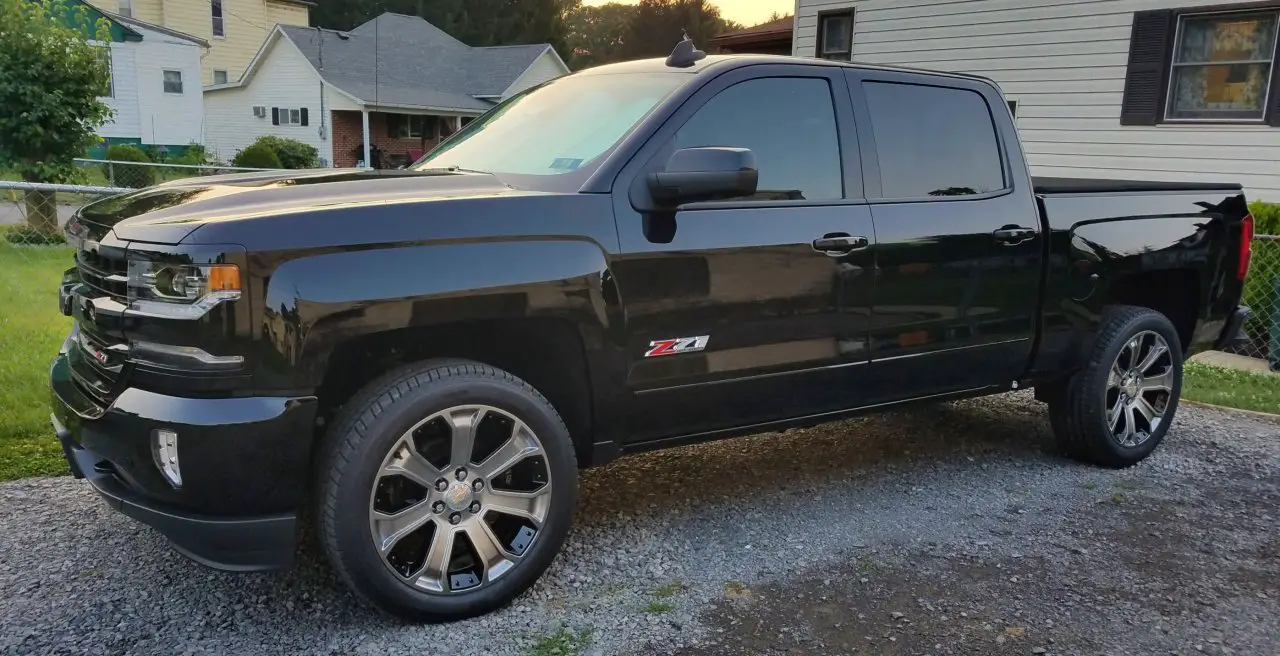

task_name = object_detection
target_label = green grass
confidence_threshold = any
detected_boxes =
[644,601,675,613]
[0,240,74,481]
[527,627,592,656]
[1183,362,1280,414]
[652,580,682,598]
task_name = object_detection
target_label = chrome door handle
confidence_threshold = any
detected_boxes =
[812,234,869,257]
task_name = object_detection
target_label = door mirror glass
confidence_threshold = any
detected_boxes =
[647,147,759,206]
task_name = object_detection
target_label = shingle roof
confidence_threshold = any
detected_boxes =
[279,13,558,112]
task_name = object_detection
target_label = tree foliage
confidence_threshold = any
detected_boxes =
[0,0,113,184]
[620,0,740,61]
[565,2,633,69]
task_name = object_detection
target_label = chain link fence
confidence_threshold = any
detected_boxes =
[1232,235,1280,372]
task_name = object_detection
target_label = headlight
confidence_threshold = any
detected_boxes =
[127,259,241,320]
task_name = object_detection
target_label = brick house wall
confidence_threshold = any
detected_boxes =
[331,110,452,168]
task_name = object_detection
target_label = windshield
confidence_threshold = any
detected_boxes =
[413,73,686,177]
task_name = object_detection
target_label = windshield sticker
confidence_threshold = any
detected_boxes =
[549,158,584,171]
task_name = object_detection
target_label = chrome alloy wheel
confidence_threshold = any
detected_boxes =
[1105,330,1175,448]
[368,405,552,594]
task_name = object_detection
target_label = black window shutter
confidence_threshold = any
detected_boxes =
[271,107,280,126]
[1120,10,1174,126]
[300,107,309,126]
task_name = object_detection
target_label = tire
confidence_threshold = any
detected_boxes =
[316,359,578,622]
[1046,305,1184,468]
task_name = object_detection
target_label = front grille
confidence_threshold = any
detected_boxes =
[76,247,127,301]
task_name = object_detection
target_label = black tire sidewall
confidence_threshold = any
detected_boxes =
[325,367,577,621]
[1077,309,1183,465]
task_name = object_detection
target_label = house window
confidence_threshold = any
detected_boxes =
[388,114,438,139]
[163,70,183,94]
[212,0,225,37]
[288,109,301,125]
[98,47,113,98]
[1007,99,1018,117]
[118,0,132,18]
[817,10,853,61]
[1167,11,1278,120]
[213,70,228,85]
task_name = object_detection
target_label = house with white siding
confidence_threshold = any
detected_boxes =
[202,13,569,168]
[71,4,208,158]
[793,0,1280,200]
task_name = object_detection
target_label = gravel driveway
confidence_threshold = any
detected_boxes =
[2,392,1277,656]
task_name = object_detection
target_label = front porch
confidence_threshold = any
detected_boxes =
[331,109,475,169]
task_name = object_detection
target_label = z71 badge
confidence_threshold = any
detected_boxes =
[645,335,709,358]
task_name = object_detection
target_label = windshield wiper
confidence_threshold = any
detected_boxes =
[415,165,491,175]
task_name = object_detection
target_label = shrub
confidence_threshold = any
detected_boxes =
[232,143,282,169]
[250,136,317,169]
[3,224,69,246]
[1249,200,1280,236]
[170,143,209,166]
[103,144,155,188]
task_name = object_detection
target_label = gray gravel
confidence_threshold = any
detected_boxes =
[2,392,1277,655]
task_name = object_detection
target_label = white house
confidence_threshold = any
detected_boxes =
[93,9,207,158]
[203,13,570,168]
[793,0,1280,201]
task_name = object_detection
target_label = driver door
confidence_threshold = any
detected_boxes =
[609,65,878,444]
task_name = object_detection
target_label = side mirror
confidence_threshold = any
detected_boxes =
[647,147,758,206]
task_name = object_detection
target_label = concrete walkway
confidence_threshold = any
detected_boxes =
[1190,350,1276,374]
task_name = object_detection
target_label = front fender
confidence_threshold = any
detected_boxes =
[255,238,615,389]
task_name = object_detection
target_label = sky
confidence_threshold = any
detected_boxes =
[582,0,794,27]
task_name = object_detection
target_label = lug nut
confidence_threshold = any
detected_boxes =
[435,479,448,492]
[472,479,484,492]
[449,512,462,525]
[432,501,445,514]
[469,501,481,514]
[455,468,468,481]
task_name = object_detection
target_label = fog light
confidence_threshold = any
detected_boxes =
[151,429,182,488]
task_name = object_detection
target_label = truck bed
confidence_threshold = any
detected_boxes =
[1033,176,1242,195]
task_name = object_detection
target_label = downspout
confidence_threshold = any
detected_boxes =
[362,109,371,169]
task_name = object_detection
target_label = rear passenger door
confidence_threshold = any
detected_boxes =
[844,71,1043,396]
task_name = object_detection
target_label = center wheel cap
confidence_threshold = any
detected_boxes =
[443,481,474,512]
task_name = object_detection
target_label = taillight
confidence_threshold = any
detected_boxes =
[1238,213,1254,281]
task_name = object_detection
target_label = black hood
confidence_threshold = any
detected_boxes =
[75,168,529,244]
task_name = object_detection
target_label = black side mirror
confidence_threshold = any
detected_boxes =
[647,147,758,206]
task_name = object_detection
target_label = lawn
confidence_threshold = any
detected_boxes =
[1182,362,1280,414]
[0,240,74,480]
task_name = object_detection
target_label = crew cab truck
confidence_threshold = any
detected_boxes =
[50,49,1254,622]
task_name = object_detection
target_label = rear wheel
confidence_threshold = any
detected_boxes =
[317,359,577,621]
[1046,306,1183,467]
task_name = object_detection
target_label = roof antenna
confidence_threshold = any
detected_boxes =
[666,29,706,68]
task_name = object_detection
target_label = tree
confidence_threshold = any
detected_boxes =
[565,2,636,69]
[621,0,739,61]
[0,0,113,234]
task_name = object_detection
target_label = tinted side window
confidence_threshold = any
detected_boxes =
[862,82,1005,199]
[676,77,843,202]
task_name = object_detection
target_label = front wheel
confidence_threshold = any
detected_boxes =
[1047,305,1183,468]
[316,359,578,621]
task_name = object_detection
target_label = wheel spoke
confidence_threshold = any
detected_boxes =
[1108,362,1125,388]
[412,525,457,592]
[1135,339,1169,375]
[1141,368,1175,393]
[1124,337,1141,370]
[486,487,551,525]
[447,407,483,467]
[476,423,542,480]
[1108,397,1125,433]
[466,523,517,581]
[382,439,441,488]
[1133,396,1160,423]
[371,501,435,555]
[1120,402,1138,446]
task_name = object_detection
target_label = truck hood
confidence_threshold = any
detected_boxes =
[75,168,527,244]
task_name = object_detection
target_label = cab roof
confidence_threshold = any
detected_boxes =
[573,54,997,88]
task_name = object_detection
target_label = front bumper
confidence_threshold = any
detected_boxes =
[50,350,317,571]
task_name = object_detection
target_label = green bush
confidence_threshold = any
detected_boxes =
[232,143,283,169]
[249,136,317,169]
[3,224,68,246]
[103,144,155,188]
[170,143,209,166]
[1249,200,1280,235]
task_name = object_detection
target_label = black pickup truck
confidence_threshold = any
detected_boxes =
[50,50,1254,622]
